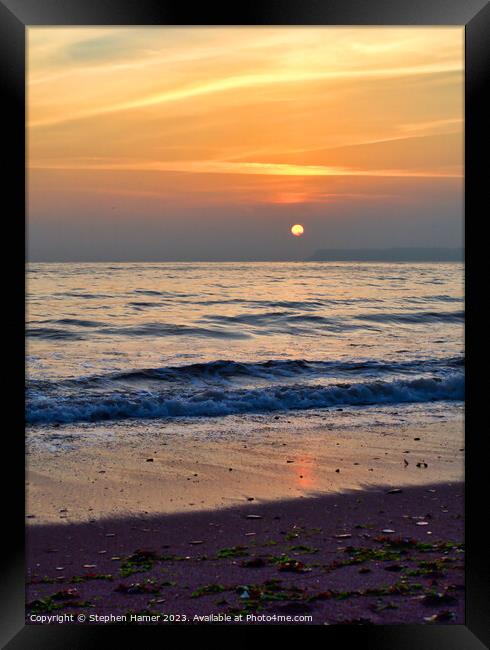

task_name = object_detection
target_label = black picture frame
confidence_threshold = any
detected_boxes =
[1,0,488,646]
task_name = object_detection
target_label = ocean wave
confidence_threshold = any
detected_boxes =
[200,311,334,326]
[111,355,464,382]
[26,372,464,425]
[53,318,106,328]
[26,327,83,341]
[101,323,251,339]
[28,355,465,388]
[27,308,464,342]
[195,297,382,309]
[56,292,115,300]
[356,310,464,324]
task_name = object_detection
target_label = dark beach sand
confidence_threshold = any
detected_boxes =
[26,482,464,625]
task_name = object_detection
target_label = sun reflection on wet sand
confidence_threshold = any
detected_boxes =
[292,454,316,490]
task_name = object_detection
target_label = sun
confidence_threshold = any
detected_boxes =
[291,224,304,237]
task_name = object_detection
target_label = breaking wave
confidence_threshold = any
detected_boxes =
[26,372,464,425]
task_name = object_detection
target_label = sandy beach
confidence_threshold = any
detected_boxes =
[26,417,464,625]
[26,484,464,625]
[26,418,463,524]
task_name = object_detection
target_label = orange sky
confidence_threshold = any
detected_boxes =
[27,27,464,261]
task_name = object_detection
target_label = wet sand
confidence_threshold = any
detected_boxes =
[26,418,464,524]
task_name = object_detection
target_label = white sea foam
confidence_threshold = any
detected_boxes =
[27,372,463,425]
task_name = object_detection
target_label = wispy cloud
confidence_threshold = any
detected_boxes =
[29,61,462,129]
[28,26,464,219]
[30,158,462,178]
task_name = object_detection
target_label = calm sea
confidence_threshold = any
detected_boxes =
[26,262,464,444]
